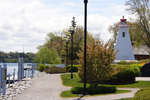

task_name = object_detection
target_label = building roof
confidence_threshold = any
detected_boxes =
[133,46,149,55]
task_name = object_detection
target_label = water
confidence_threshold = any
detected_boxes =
[0,63,36,76]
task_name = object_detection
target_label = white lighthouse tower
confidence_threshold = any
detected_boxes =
[114,16,135,60]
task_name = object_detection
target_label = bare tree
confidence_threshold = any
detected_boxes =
[126,0,150,48]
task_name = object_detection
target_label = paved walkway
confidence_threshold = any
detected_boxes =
[136,77,150,81]
[13,73,70,100]
[13,73,139,100]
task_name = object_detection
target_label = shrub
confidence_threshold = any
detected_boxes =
[129,64,142,68]
[112,64,129,69]
[78,40,116,87]
[108,67,139,84]
[45,67,66,74]
[113,69,135,84]
[133,88,150,100]
[71,86,116,95]
[117,61,140,65]
[139,59,150,64]
[38,64,46,72]
[105,63,141,84]
[112,64,141,77]
[65,65,80,72]
[141,62,150,77]
[44,65,49,69]
[128,64,141,77]
[118,61,129,65]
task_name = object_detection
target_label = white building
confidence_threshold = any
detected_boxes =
[114,16,135,60]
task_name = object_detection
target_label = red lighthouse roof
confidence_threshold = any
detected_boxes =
[120,16,127,23]
[119,16,128,28]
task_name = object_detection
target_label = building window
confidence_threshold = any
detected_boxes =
[122,32,125,37]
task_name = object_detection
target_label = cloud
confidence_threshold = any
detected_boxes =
[0,0,72,53]
[77,3,132,41]
[0,0,133,53]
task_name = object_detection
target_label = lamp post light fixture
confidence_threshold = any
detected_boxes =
[83,0,88,95]
[69,17,76,79]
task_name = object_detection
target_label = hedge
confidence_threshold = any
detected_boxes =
[111,68,136,84]
[38,64,66,74]
[65,65,80,72]
[45,67,66,74]
[105,64,141,84]
[71,86,116,95]
[38,64,48,72]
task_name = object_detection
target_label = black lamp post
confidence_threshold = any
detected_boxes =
[69,17,76,79]
[66,40,69,68]
[83,0,88,95]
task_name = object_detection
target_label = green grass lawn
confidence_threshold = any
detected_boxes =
[60,74,135,97]
[61,74,150,98]
[61,73,84,87]
[61,73,150,88]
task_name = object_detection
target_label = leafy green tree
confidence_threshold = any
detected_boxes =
[43,32,66,63]
[42,26,95,64]
[0,51,35,63]
[4,58,17,63]
[24,52,35,62]
[64,26,95,64]
[45,32,65,56]
[35,47,61,64]
[78,40,116,87]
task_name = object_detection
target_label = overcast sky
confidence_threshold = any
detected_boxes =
[0,0,134,53]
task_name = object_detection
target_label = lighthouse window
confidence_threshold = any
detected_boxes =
[122,32,125,37]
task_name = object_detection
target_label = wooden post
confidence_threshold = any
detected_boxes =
[13,68,15,83]
[31,63,34,78]
[0,65,2,96]
[2,64,7,95]
[8,74,10,88]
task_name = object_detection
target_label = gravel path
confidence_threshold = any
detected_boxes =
[13,73,139,100]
